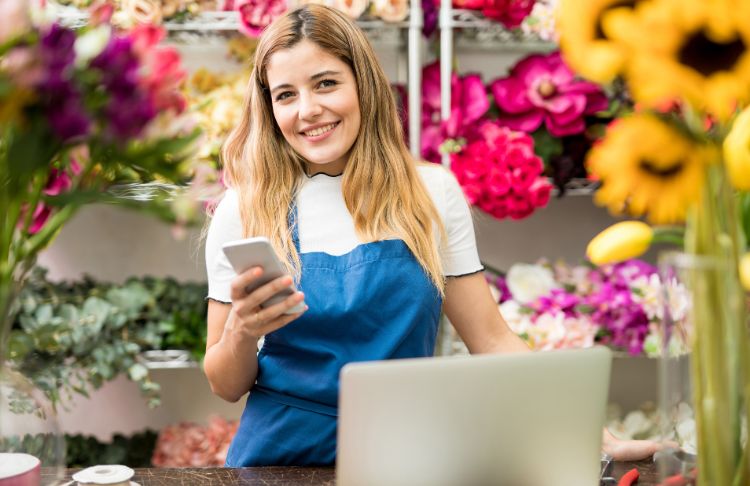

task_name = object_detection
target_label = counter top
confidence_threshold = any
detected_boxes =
[48,460,661,485]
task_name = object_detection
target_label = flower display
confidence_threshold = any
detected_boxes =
[152,416,239,467]
[489,259,689,356]
[490,51,609,137]
[450,123,552,219]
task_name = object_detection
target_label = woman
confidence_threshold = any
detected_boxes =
[204,4,659,466]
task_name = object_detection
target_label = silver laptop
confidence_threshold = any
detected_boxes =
[337,346,612,486]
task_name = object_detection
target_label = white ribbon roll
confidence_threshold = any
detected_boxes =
[72,465,135,486]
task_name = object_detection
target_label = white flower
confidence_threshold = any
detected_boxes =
[499,300,531,336]
[334,0,368,19]
[371,0,408,22]
[75,26,112,67]
[506,263,558,304]
[630,273,662,320]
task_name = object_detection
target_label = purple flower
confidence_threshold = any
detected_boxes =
[106,92,156,140]
[490,51,608,137]
[585,282,650,355]
[423,0,438,37]
[47,101,91,141]
[90,35,157,140]
[534,288,581,317]
[40,23,77,72]
[91,37,141,95]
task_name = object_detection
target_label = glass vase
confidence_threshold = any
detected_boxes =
[0,364,66,485]
[657,250,749,485]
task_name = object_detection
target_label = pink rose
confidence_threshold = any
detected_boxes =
[236,0,287,38]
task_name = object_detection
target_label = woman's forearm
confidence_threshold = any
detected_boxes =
[204,312,260,402]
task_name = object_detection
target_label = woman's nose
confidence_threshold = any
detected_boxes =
[298,92,323,120]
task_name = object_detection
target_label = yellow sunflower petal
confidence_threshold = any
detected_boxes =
[557,0,646,83]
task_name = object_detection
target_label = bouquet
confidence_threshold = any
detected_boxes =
[0,0,199,361]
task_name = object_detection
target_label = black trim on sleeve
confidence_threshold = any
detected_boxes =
[445,267,485,279]
[205,296,232,304]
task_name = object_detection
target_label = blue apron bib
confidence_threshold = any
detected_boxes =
[225,205,443,466]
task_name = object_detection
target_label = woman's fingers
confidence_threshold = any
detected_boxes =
[230,266,263,302]
[257,289,306,319]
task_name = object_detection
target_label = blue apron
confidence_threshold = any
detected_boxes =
[225,206,443,466]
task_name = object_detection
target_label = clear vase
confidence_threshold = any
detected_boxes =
[657,251,749,485]
[0,364,66,485]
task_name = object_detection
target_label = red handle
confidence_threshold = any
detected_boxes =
[617,468,639,486]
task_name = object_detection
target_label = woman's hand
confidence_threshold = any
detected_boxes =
[602,428,664,461]
[228,266,307,341]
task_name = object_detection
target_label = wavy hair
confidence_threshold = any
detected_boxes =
[222,4,446,294]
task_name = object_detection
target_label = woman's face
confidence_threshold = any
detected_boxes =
[266,40,361,176]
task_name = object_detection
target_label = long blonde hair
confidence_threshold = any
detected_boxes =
[222,4,447,294]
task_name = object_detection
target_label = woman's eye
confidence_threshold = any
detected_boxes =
[275,91,293,102]
[318,79,338,89]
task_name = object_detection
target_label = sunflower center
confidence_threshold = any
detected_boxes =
[639,159,684,179]
[594,0,640,41]
[677,30,746,77]
[537,80,557,98]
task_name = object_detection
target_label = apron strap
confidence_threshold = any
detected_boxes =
[253,386,339,417]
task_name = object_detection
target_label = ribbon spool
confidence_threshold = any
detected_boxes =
[0,453,41,486]
[72,465,135,486]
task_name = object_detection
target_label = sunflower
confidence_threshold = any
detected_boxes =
[556,0,650,83]
[607,0,750,121]
[588,114,717,224]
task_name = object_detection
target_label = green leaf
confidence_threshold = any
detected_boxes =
[128,363,148,382]
[531,128,564,168]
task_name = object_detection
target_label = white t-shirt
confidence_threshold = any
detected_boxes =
[205,164,483,303]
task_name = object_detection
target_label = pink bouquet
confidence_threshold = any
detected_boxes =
[450,123,552,219]
[152,416,239,467]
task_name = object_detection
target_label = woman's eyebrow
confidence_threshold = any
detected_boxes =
[270,70,343,94]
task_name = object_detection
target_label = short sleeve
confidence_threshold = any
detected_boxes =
[440,169,483,277]
[418,165,483,277]
[205,189,243,303]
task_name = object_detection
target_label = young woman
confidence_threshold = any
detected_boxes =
[204,4,660,466]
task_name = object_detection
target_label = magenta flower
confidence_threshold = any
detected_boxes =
[236,0,287,38]
[450,123,552,220]
[482,0,536,29]
[490,51,608,137]
[421,62,489,164]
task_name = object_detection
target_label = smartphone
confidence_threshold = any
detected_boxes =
[222,237,306,315]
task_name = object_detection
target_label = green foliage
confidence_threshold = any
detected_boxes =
[8,268,208,409]
[66,430,158,468]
